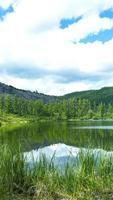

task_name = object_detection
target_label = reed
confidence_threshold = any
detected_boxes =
[0,145,113,200]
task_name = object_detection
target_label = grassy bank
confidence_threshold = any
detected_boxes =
[0,114,29,132]
[0,113,113,132]
[0,145,113,200]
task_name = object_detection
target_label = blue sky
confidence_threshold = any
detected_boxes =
[80,8,113,43]
[60,16,82,29]
[0,0,113,95]
[100,8,113,19]
[0,4,13,20]
[80,28,113,43]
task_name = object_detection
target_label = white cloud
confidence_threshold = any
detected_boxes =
[0,0,16,8]
[0,0,113,95]
[0,73,93,95]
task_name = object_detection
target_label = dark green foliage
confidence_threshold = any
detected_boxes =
[0,94,113,119]
[0,95,48,117]
[62,86,113,105]
[1,81,113,105]
[1,82,113,119]
[46,98,113,120]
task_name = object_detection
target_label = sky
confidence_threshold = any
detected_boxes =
[0,1,113,95]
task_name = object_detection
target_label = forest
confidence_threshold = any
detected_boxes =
[0,95,113,120]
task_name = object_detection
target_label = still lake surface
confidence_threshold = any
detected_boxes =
[1,120,113,166]
[0,120,113,151]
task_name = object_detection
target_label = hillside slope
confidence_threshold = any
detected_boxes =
[62,87,113,104]
[0,82,113,105]
[0,82,56,102]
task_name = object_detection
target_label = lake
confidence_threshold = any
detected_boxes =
[1,120,113,199]
[0,120,113,152]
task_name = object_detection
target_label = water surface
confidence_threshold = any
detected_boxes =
[24,143,113,169]
[0,120,113,151]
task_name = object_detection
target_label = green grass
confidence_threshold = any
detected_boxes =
[0,113,29,133]
[0,145,113,200]
[0,113,58,133]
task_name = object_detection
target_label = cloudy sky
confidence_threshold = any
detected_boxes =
[0,0,113,95]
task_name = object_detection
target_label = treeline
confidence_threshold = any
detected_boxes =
[0,95,113,119]
[46,98,113,119]
[0,95,47,116]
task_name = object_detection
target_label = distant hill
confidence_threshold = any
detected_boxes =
[0,82,57,102]
[0,82,113,105]
[62,87,113,104]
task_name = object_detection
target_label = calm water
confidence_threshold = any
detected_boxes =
[0,120,113,151]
